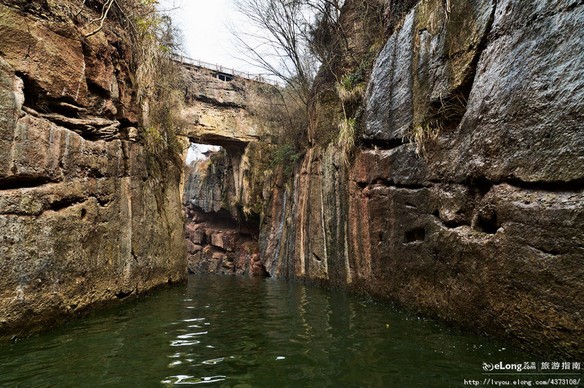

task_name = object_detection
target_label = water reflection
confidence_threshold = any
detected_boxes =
[0,275,533,387]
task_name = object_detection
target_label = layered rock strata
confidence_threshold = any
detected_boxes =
[179,62,277,151]
[183,151,264,276]
[184,208,263,276]
[0,1,186,336]
[177,58,277,277]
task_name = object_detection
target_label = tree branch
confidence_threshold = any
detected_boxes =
[84,0,115,37]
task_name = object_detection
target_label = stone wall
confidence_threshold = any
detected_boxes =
[0,1,186,337]
[179,62,278,149]
[259,0,584,357]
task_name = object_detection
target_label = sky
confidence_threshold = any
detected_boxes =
[158,0,261,75]
[185,144,221,164]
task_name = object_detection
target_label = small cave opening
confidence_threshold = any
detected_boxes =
[404,227,426,243]
[182,141,265,278]
[474,209,499,235]
[115,289,133,299]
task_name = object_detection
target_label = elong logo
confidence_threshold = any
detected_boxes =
[482,362,523,372]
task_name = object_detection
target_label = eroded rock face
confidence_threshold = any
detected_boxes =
[183,210,264,276]
[179,63,278,149]
[260,0,584,357]
[0,2,186,336]
[432,0,584,183]
[182,149,264,277]
[365,0,495,142]
[177,58,278,278]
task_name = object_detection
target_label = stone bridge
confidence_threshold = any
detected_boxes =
[176,58,278,153]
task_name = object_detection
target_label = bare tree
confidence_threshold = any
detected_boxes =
[306,0,352,77]
[231,0,321,104]
[233,0,385,157]
[230,0,350,149]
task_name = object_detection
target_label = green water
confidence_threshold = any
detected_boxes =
[0,275,534,387]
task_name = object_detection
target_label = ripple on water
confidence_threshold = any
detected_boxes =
[177,332,208,339]
[202,357,225,365]
[170,340,201,347]
[161,375,226,385]
[0,275,535,388]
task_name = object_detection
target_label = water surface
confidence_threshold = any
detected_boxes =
[0,275,533,387]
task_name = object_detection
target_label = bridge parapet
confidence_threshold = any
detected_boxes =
[172,54,278,86]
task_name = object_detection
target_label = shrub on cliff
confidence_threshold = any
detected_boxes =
[305,0,386,167]
[77,0,183,158]
[233,0,386,164]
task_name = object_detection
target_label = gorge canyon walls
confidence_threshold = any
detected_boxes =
[0,0,581,360]
[0,0,186,336]
[259,0,584,357]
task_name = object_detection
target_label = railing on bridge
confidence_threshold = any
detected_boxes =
[172,54,279,87]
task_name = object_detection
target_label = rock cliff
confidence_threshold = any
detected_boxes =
[259,0,584,357]
[183,150,264,276]
[0,0,186,336]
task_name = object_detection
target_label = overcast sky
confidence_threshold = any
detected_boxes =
[159,0,261,74]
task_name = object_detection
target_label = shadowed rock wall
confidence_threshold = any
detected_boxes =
[182,149,265,277]
[0,1,186,336]
[260,0,584,357]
